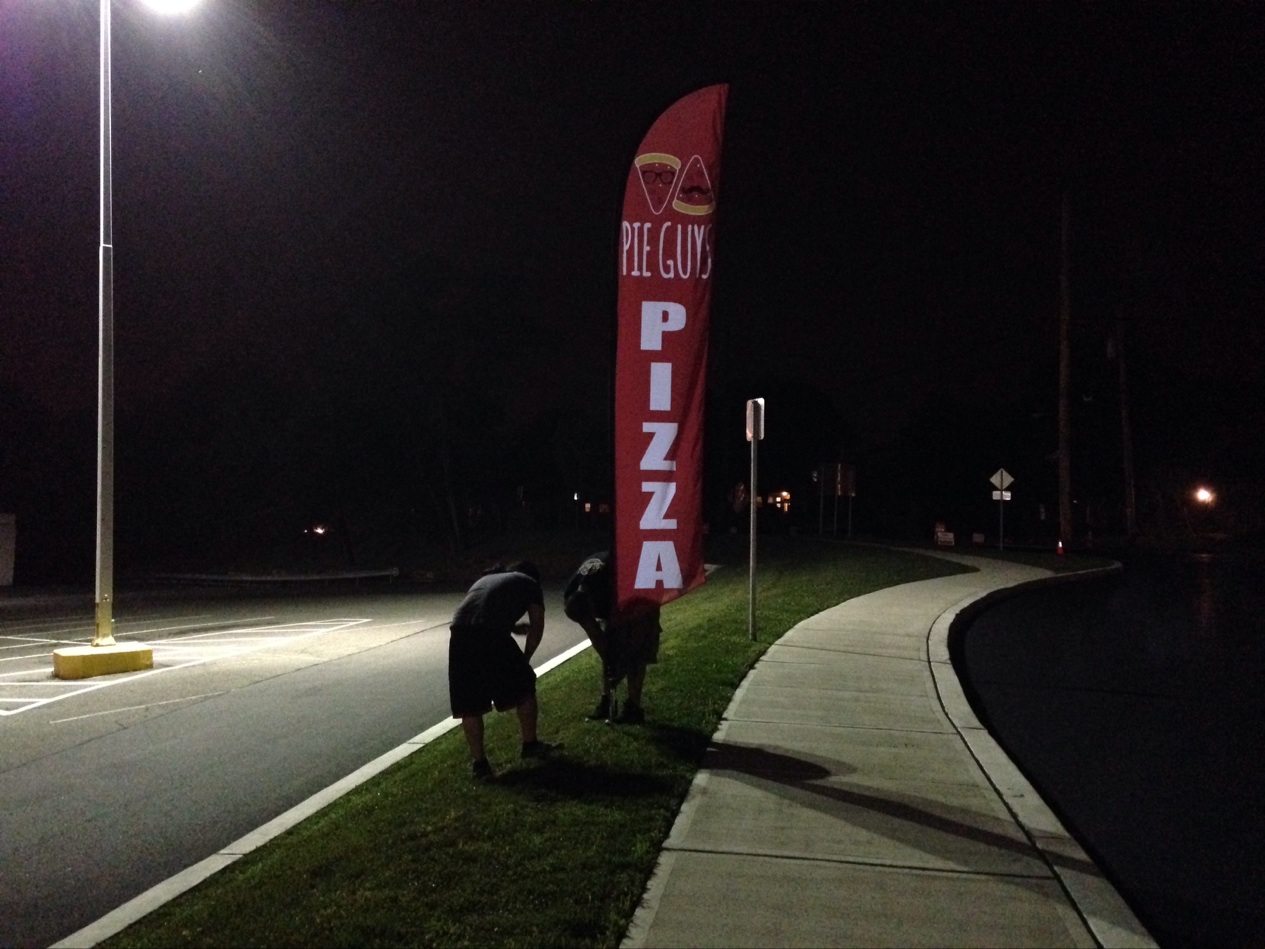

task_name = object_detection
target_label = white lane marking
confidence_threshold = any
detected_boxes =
[49,691,228,724]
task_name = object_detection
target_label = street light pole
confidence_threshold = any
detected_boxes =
[95,0,117,646]
[93,0,198,647]
[57,0,197,674]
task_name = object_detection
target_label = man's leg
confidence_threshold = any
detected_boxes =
[616,615,655,724]
[518,692,559,759]
[451,635,492,776]
[515,692,538,743]
[584,619,615,718]
[626,662,646,708]
[461,714,487,763]
[614,662,646,723]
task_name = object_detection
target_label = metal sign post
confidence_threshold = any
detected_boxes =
[990,468,1014,550]
[746,399,764,642]
[836,463,855,539]
[832,465,839,537]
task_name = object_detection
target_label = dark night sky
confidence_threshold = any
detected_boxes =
[2,2,1263,576]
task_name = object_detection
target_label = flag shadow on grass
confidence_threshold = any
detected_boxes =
[495,757,678,801]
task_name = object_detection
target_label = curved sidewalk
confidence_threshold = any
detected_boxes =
[623,553,1156,948]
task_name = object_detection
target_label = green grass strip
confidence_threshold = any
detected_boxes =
[104,537,976,948]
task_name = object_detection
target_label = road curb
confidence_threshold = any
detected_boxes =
[925,560,1157,948]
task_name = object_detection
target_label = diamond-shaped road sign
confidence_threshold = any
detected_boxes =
[990,468,1014,490]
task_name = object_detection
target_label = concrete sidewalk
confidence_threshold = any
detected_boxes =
[623,553,1156,948]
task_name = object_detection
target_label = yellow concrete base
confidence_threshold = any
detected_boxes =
[53,642,153,680]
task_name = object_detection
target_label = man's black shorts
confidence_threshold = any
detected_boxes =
[448,626,537,717]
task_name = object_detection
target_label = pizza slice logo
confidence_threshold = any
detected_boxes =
[671,155,715,216]
[635,152,681,215]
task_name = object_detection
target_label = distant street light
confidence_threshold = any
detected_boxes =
[1194,486,1215,505]
[94,0,199,646]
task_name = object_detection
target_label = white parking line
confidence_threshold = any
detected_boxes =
[120,617,277,638]
[0,617,88,632]
[149,619,346,643]
[0,618,371,717]
[0,678,70,685]
[0,647,85,663]
[1,637,84,651]
[50,692,228,724]
[0,616,278,661]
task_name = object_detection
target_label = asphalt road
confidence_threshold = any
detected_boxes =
[956,549,1265,949]
[0,583,589,948]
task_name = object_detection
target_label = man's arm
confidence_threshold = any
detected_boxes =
[517,602,545,661]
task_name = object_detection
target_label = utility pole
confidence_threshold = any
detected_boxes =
[1116,316,1137,541]
[1058,192,1074,547]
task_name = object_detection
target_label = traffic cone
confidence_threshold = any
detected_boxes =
[1057,540,1064,556]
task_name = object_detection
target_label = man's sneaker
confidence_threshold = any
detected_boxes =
[614,703,645,725]
[521,740,559,760]
[585,695,611,721]
[470,757,494,780]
